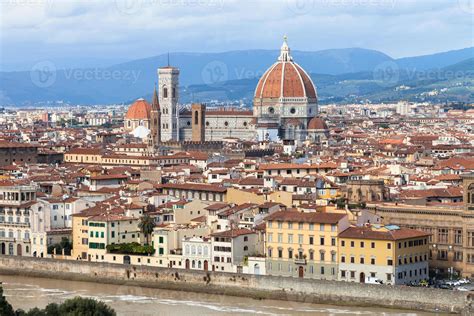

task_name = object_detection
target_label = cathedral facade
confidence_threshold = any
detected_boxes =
[124,38,326,146]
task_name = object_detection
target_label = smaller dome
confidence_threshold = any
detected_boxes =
[308,116,328,130]
[286,118,303,128]
[125,99,151,120]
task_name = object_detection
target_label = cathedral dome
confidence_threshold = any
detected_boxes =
[254,37,317,100]
[125,98,152,120]
[308,116,328,130]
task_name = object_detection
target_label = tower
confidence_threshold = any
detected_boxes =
[150,85,160,148]
[191,103,206,142]
[158,66,180,142]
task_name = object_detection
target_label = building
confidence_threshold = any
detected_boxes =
[182,236,212,271]
[0,141,38,166]
[0,185,37,256]
[338,225,430,285]
[367,174,474,277]
[265,210,350,280]
[210,228,259,273]
[254,36,318,142]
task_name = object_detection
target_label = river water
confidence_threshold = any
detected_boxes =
[1,275,440,315]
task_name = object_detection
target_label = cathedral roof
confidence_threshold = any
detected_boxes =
[125,99,152,120]
[308,116,328,130]
[254,37,317,100]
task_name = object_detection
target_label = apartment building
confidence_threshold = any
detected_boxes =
[265,210,350,280]
[338,225,430,285]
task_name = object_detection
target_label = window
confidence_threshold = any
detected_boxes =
[298,234,303,244]
[360,257,364,264]
[350,241,354,248]
[277,222,282,229]
[360,241,364,248]
[309,223,314,231]
[331,237,336,246]
[438,228,449,243]
[298,223,303,230]
[371,242,375,249]
[288,234,293,244]
[350,271,355,279]
[288,222,293,229]
[387,259,393,266]
[331,224,337,232]
[268,248,272,257]
[341,255,346,263]
[387,243,392,249]
[468,231,474,247]
[163,87,168,98]
[320,224,325,231]
[320,236,325,245]
[288,249,293,259]
[341,270,346,278]
[341,240,345,247]
[371,258,375,265]
[320,267,325,275]
[309,236,314,245]
[268,233,273,243]
[278,233,283,243]
[350,256,355,263]
[278,249,283,258]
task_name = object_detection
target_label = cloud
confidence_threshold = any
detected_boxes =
[0,0,472,70]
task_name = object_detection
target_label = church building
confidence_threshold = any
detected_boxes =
[124,37,328,147]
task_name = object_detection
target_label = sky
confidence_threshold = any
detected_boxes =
[0,0,473,71]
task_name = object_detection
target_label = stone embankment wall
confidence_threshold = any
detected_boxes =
[0,256,472,314]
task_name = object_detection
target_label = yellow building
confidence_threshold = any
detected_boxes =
[265,210,350,280]
[338,225,430,285]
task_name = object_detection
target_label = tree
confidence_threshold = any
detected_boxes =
[138,214,155,245]
[9,297,115,316]
[0,284,15,316]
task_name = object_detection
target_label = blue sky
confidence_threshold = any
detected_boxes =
[0,0,473,70]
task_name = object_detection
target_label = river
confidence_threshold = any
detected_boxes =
[1,275,441,315]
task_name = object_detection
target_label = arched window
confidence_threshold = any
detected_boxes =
[191,245,196,255]
[243,236,248,242]
[192,260,195,268]
[197,246,202,255]
[194,111,199,125]
[198,261,201,269]
[185,245,190,255]
[203,246,208,256]
[244,246,248,251]
[172,87,176,98]
[163,87,168,98]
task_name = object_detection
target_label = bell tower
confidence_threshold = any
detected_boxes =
[159,66,180,142]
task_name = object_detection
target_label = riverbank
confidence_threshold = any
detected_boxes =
[0,256,472,314]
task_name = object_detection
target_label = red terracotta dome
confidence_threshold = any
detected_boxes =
[125,99,151,120]
[308,116,328,130]
[254,38,317,100]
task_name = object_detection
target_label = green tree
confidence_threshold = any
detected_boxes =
[0,284,15,316]
[138,214,155,245]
